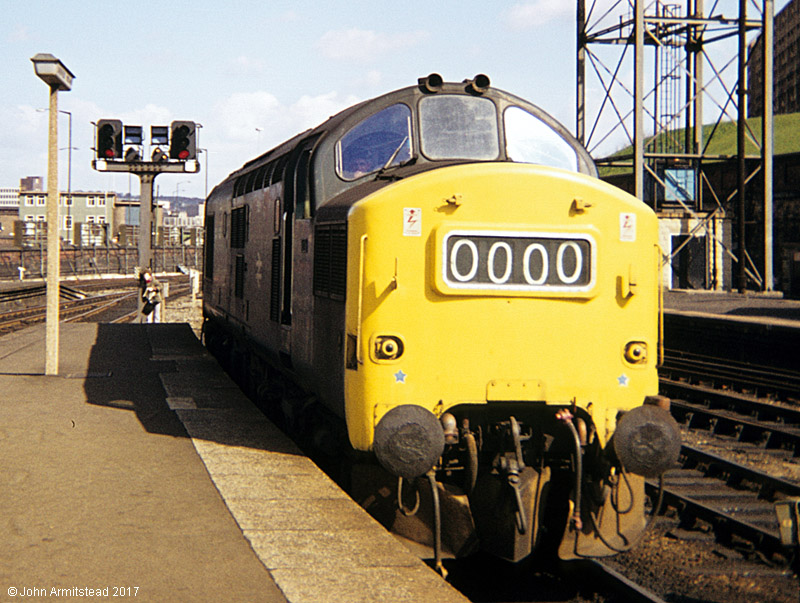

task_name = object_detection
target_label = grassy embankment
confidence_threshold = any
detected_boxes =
[598,112,800,176]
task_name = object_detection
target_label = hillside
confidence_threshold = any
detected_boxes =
[598,112,800,175]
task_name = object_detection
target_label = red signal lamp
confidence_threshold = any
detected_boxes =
[96,119,122,160]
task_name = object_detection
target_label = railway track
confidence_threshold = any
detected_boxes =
[646,444,799,563]
[0,280,191,333]
[661,379,800,458]
[570,331,799,603]
[580,560,667,603]
[0,290,134,334]
[661,349,800,403]
[589,342,799,602]
[652,348,800,563]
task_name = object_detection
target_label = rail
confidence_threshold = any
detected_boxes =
[646,443,796,563]
[0,281,192,333]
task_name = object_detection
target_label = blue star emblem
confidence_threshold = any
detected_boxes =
[394,370,407,384]
[617,374,629,387]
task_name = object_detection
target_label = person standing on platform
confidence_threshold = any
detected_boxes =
[140,269,163,323]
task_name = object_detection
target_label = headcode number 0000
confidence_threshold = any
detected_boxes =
[443,231,594,292]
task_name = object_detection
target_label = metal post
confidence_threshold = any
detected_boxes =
[138,173,157,272]
[634,0,645,201]
[737,0,747,293]
[65,110,72,243]
[137,173,156,321]
[576,0,586,145]
[693,0,704,200]
[762,0,774,291]
[45,84,60,375]
[197,143,209,201]
[684,0,692,155]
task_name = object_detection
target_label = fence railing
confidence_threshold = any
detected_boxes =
[0,245,203,281]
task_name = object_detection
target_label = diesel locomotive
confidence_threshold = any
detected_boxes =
[202,74,680,567]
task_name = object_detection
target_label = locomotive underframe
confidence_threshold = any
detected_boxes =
[424,403,648,562]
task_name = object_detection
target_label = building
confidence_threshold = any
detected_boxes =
[20,176,43,193]
[163,208,204,228]
[19,190,116,246]
[604,150,800,297]
[7,177,197,249]
[0,187,20,209]
[0,187,20,247]
[748,0,800,117]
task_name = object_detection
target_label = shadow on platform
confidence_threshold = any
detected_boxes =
[83,322,301,456]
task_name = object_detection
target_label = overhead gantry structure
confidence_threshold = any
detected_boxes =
[577,0,775,292]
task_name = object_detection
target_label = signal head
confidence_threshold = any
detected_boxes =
[124,147,140,162]
[96,119,122,160]
[170,120,196,160]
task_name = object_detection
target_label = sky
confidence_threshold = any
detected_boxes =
[0,0,788,200]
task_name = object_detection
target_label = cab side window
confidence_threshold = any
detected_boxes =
[504,106,579,172]
[336,104,412,181]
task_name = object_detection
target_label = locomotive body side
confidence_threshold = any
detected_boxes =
[204,174,287,369]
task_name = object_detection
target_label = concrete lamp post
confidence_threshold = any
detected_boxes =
[31,53,74,376]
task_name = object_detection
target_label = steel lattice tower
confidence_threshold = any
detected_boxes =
[577,0,775,291]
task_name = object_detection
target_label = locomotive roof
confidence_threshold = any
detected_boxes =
[210,75,596,204]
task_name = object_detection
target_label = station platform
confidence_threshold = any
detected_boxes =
[664,289,800,326]
[0,322,467,602]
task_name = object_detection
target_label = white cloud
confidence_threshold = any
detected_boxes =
[2,87,365,197]
[118,104,175,130]
[316,28,429,62]
[503,1,574,30]
[361,70,383,88]
[289,91,360,131]
[0,97,111,192]
[12,105,45,135]
[8,24,30,42]
[203,89,360,186]
[0,105,46,182]
[229,55,268,77]
[213,90,359,145]
[213,91,282,141]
